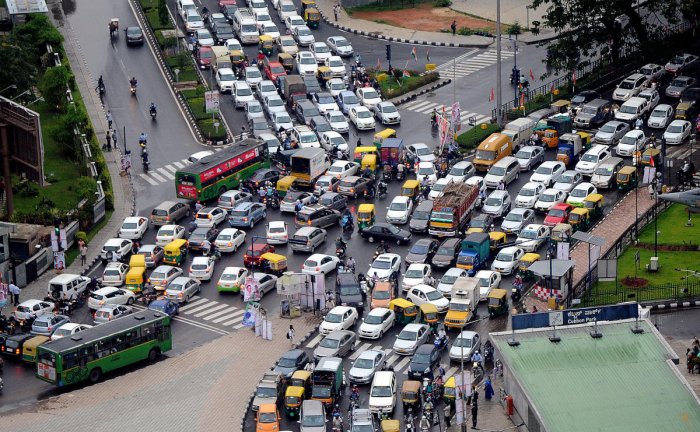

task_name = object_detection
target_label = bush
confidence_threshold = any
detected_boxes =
[198,118,227,141]
[158,0,170,26]
[48,109,90,159]
[75,231,88,245]
[433,0,452,6]
[39,65,74,110]
[455,123,501,150]
[457,27,473,36]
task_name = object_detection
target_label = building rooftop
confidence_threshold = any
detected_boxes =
[492,319,700,431]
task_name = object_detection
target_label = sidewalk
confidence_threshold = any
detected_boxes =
[17,1,135,302]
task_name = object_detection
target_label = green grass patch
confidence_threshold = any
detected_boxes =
[197,118,227,141]
[370,70,439,99]
[455,123,501,150]
[347,0,431,14]
[637,204,700,247]
[165,54,199,83]
[145,8,170,31]
[138,0,159,9]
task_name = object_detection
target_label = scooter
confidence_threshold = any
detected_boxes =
[142,159,150,172]
[378,181,388,199]
[150,108,157,120]
[130,84,137,96]
[336,246,346,260]
[382,169,392,182]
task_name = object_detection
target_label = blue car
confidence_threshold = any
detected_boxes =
[228,202,267,229]
[337,91,360,115]
[148,299,179,317]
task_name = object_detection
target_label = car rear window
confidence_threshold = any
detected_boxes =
[34,321,48,327]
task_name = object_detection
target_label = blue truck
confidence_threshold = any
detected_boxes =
[456,232,491,276]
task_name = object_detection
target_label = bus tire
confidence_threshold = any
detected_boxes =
[148,348,160,362]
[88,367,102,384]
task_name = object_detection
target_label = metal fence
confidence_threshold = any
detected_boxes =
[581,281,700,307]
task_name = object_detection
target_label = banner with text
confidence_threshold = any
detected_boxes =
[512,303,639,330]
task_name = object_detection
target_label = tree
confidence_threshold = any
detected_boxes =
[0,38,38,93]
[530,0,682,74]
[159,0,170,27]
[507,21,523,36]
[38,65,74,110]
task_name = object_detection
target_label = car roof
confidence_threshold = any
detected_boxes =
[458,330,478,338]
[407,263,430,270]
[358,348,384,358]
[95,287,120,294]
[105,238,124,245]
[191,256,211,263]
[403,323,428,330]
[415,343,436,353]
[329,306,352,314]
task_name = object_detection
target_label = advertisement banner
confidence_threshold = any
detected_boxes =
[243,276,261,302]
[205,90,220,114]
[512,303,639,330]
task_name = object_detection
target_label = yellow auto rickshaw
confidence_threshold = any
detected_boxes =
[259,252,288,276]
[551,223,573,244]
[675,102,694,120]
[22,335,50,363]
[302,1,320,29]
[489,231,507,252]
[381,420,400,432]
[290,370,312,393]
[443,376,456,406]
[284,386,305,419]
[419,303,439,328]
[518,253,540,281]
[389,298,417,325]
[400,180,420,200]
[276,175,297,198]
[361,154,377,174]
[641,148,661,167]
[551,99,571,113]
[357,204,376,230]
[373,128,397,148]
[568,207,591,232]
[582,193,604,220]
[259,35,274,57]
[353,146,378,163]
[129,253,146,269]
[316,66,333,82]
[163,238,188,266]
[230,50,245,67]
[487,288,509,318]
[125,266,147,293]
[301,0,316,11]
[401,380,422,411]
[617,165,638,191]
[277,53,294,72]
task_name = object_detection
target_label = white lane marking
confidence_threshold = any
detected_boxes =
[181,300,218,314]
[149,171,166,183]
[173,161,185,168]
[202,307,241,321]
[163,164,178,173]
[349,342,372,360]
[139,174,159,186]
[210,309,245,323]
[393,356,412,372]
[178,298,209,311]
[158,167,175,180]
[193,303,229,317]
[221,315,244,326]
[233,323,246,329]
[307,334,323,348]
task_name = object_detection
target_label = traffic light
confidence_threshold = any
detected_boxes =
[511,67,520,85]
[385,44,391,62]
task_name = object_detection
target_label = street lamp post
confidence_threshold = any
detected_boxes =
[460,336,468,432]
[495,0,503,127]
[0,84,17,95]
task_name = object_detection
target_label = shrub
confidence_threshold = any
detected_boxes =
[455,123,501,150]
[75,231,88,244]
[457,27,473,36]
[433,0,452,7]
[39,65,74,110]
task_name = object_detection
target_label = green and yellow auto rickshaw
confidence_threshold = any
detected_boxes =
[276,175,297,198]
[230,50,245,68]
[353,146,378,163]
[284,385,305,419]
[125,266,147,294]
[487,288,508,318]
[551,223,573,244]
[443,376,456,407]
[400,180,420,200]
[317,66,333,82]
[517,253,540,281]
[302,0,320,29]
[357,204,376,230]
[361,154,377,175]
[290,370,312,394]
[489,231,507,253]
[419,303,439,329]
[163,238,188,266]
[402,380,422,412]
[582,193,604,220]
[568,207,591,232]
[616,165,638,191]
[278,53,294,72]
[373,128,397,148]
[389,298,417,325]
[641,148,661,167]
[259,35,274,57]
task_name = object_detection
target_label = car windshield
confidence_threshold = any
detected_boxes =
[335,39,349,47]
[619,105,637,114]
[541,193,557,202]
[398,330,417,341]
[600,124,617,133]
[572,188,589,197]
[256,387,276,397]
[220,72,235,81]
[418,166,434,175]
[519,230,538,240]
[221,273,238,281]
[382,104,397,113]
[667,124,684,133]
[169,282,186,291]
[449,166,466,176]
[343,94,358,104]
[505,212,523,222]
[373,289,390,299]
[340,285,360,295]
[278,357,297,367]
[410,244,429,254]
[535,165,553,175]
[300,133,317,143]
[319,337,340,348]
[104,269,121,277]
[670,79,686,87]
[413,353,430,364]
[582,106,597,114]
[330,136,344,145]
[298,28,311,36]
[300,56,315,64]
[619,81,635,89]
[372,260,392,270]
[515,150,533,159]
[248,104,262,113]
[620,136,636,145]
[354,357,375,368]
[325,313,343,323]
[314,45,329,53]
[281,38,295,46]
[371,386,392,397]
[330,114,345,122]
[357,110,371,118]
[237,87,252,96]
[364,313,385,324]
[246,69,261,78]
[581,153,598,162]
[520,187,537,197]
[453,337,473,348]
[549,209,566,218]
[362,90,379,99]
[651,108,666,117]
[405,269,424,278]
[302,415,325,427]
[595,166,613,175]
[437,246,454,255]
[485,197,502,206]
[389,202,406,211]
[415,146,431,156]
[426,290,443,301]
[475,149,495,161]
[496,252,514,261]
[489,166,506,176]
[640,67,654,75]
[413,210,430,220]
[441,274,458,284]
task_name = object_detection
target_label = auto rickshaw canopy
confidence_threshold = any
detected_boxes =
[489,231,507,250]
[381,419,400,432]
[278,53,294,71]
[301,0,316,12]
[361,154,377,172]
[129,253,146,269]
[568,207,590,230]
[389,298,417,322]
[616,165,638,188]
[443,376,456,403]
[285,385,305,400]
[487,288,509,317]
[357,204,376,226]
[641,148,661,166]
[260,252,288,275]
[317,66,333,81]
[582,193,604,219]
[419,303,439,324]
[276,175,297,197]
[290,370,312,388]
[373,128,397,147]
[230,50,245,64]
[163,238,188,264]
[519,253,541,267]
[400,180,420,198]
[551,223,573,242]
[401,380,422,403]
[353,146,379,163]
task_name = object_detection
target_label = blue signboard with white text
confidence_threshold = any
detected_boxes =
[512,303,639,331]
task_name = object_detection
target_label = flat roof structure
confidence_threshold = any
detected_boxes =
[491,319,700,432]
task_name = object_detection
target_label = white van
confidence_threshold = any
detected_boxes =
[502,117,535,150]
[575,145,612,176]
[233,9,259,44]
[368,371,396,414]
[177,0,197,20]
[48,274,90,300]
[484,156,520,188]
[614,96,649,123]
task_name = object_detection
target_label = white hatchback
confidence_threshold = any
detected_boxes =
[407,284,449,312]
[386,196,413,225]
[359,308,395,340]
[514,182,545,209]
[102,262,128,287]
[491,246,525,275]
[88,287,136,310]
[319,306,359,335]
[303,253,341,275]
[266,221,289,244]
[118,216,149,240]
[155,224,186,246]
[189,256,216,281]
[215,228,246,253]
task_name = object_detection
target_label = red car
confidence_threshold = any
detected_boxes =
[243,242,275,267]
[218,0,236,10]
[263,61,287,83]
[195,46,213,69]
[544,203,573,227]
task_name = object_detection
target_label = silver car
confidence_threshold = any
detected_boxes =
[594,121,630,145]
[500,207,535,234]
[313,329,356,360]
[93,304,133,324]
[290,226,327,253]
[349,349,387,384]
[165,276,201,303]
[392,323,430,355]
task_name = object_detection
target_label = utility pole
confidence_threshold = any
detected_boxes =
[496,0,503,127]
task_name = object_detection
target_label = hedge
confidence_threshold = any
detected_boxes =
[455,123,502,150]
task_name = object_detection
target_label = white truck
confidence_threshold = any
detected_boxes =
[233,9,259,44]
[290,147,331,186]
[443,276,479,329]
[502,117,535,151]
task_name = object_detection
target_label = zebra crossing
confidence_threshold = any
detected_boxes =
[401,99,491,129]
[434,48,515,80]
[134,295,248,334]
[665,144,698,162]
[137,146,227,187]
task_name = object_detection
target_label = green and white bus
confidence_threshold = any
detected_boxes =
[175,138,270,202]
[35,310,172,387]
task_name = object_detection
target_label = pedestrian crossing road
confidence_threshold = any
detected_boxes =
[137,146,226,187]
[434,48,515,80]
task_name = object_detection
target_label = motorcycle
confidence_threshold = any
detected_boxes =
[266,196,280,209]
[97,82,105,98]
[433,334,449,351]
[483,340,494,364]
[396,169,405,181]
[382,169,392,182]
[364,187,376,199]
[150,107,157,120]
[130,84,137,95]
[142,159,150,172]
[378,181,387,199]
[336,246,346,260]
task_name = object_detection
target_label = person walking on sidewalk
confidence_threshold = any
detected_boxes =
[106,110,113,129]
[80,244,88,266]
[287,325,296,347]
[443,403,452,427]
[471,401,478,429]
[334,4,339,21]
[484,375,494,400]
[9,282,21,306]
[105,131,112,151]
[451,20,457,35]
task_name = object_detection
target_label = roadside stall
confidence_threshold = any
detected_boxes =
[526,259,575,306]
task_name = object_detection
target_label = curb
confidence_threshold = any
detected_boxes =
[391,78,452,106]
[647,299,700,311]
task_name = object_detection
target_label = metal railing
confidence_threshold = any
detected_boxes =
[581,280,700,307]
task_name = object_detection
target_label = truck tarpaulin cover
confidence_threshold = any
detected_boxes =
[511,303,638,330]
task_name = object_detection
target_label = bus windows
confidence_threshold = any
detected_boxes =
[179,175,196,186]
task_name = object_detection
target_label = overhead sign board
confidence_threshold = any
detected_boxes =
[512,303,639,330]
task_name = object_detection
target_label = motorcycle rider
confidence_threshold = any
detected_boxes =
[139,132,148,146]
[419,415,431,431]
[335,236,347,251]
[396,161,405,179]
[346,256,356,273]
[378,180,387,195]
[471,350,484,370]
[149,102,157,116]
[129,76,138,90]
[350,384,360,401]
[430,108,437,127]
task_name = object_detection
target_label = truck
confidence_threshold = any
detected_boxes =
[557,132,591,167]
[456,232,491,276]
[312,356,343,409]
[501,117,535,151]
[281,75,306,100]
[252,371,285,412]
[535,114,572,148]
[428,182,478,237]
[444,276,479,329]
[290,147,331,186]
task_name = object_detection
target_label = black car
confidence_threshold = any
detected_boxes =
[468,214,493,232]
[211,22,235,45]
[309,116,332,135]
[571,90,601,109]
[222,4,238,23]
[336,272,364,313]
[432,237,462,268]
[273,349,311,378]
[405,238,439,266]
[249,168,281,188]
[1,333,34,358]
[188,226,219,251]
[125,26,144,46]
[359,223,411,245]
[303,75,322,97]
[407,343,441,380]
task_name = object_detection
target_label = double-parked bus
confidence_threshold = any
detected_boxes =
[175,138,270,202]
[35,310,172,387]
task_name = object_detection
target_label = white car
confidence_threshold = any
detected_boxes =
[118,216,149,240]
[233,81,255,108]
[392,323,430,355]
[407,284,449,312]
[500,207,535,234]
[295,51,318,75]
[102,262,128,287]
[245,100,265,122]
[638,88,660,110]
[566,182,597,206]
[534,188,567,213]
[327,35,354,57]
[663,120,692,145]
[324,56,346,77]
[491,246,525,275]
[358,308,395,340]
[184,10,204,33]
[216,266,248,292]
[349,106,376,130]
[88,287,136,310]
[445,160,475,183]
[616,130,647,157]
[612,73,648,102]
[482,190,511,217]
[51,323,92,341]
[249,0,268,14]
[188,256,216,281]
[276,34,299,56]
[217,190,254,211]
[326,78,347,97]
[100,238,133,261]
[165,276,201,303]
[266,221,289,244]
[368,253,401,280]
[416,162,437,184]
[216,67,236,93]
[284,14,306,32]
[320,131,348,151]
[271,111,294,132]
[14,299,55,320]
[407,143,436,163]
[356,87,382,110]
[325,110,350,134]
[647,104,674,129]
[225,38,243,53]
[195,206,227,227]
[302,253,341,275]
[639,63,664,81]
[244,66,263,88]
[554,170,583,193]
[256,80,278,100]
[530,161,566,187]
[373,101,401,125]
[429,178,452,199]
[188,150,214,163]
[294,127,321,148]
[514,182,546,209]
[368,371,396,414]
[516,224,550,252]
[277,0,297,19]
[319,306,359,335]
[293,25,315,46]
[386,196,413,224]
[254,10,273,31]
[327,160,359,179]
[475,270,501,301]
[402,263,434,291]
[436,267,469,297]
[313,93,339,114]
[195,28,214,46]
[263,94,286,116]
[148,265,183,288]
[155,224,186,246]
[465,176,486,194]
[215,228,246,253]
[260,22,280,38]
[310,41,332,63]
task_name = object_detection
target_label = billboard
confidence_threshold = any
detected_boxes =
[512,303,639,331]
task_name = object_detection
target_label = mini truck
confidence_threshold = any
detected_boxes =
[457,232,491,276]
[311,356,344,410]
[444,276,479,329]
[290,148,331,187]
[252,371,286,412]
[428,182,478,237]
[557,132,591,167]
